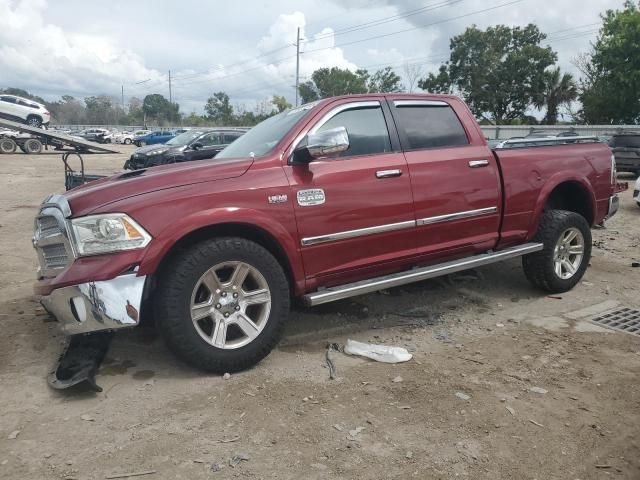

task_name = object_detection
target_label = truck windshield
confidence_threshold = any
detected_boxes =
[216,103,316,159]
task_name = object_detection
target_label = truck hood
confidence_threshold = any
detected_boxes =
[66,157,254,217]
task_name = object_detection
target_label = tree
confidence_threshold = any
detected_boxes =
[534,67,578,124]
[419,24,557,124]
[47,95,86,124]
[271,95,292,113]
[143,94,179,125]
[580,1,640,124]
[204,92,234,125]
[403,62,424,93]
[298,67,368,102]
[367,67,403,93]
[85,95,116,124]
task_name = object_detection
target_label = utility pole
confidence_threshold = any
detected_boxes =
[295,27,300,107]
[168,70,173,104]
[121,85,125,111]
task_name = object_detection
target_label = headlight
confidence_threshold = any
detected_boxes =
[147,148,167,156]
[70,214,151,256]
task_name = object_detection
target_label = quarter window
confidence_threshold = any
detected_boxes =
[317,106,392,157]
[394,104,469,149]
[198,133,221,146]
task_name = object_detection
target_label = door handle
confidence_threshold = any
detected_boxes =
[376,169,402,178]
[468,160,489,168]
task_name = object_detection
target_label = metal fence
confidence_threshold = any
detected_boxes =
[51,123,639,139]
[480,125,639,140]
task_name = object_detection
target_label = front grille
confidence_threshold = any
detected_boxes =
[37,216,62,237]
[33,197,74,278]
[41,244,69,269]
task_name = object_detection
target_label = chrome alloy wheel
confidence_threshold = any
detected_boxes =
[553,227,585,280]
[190,261,271,349]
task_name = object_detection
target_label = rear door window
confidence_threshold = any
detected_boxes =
[611,135,640,148]
[393,101,469,150]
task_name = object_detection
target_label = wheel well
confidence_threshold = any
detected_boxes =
[26,114,41,121]
[544,182,594,225]
[154,222,295,294]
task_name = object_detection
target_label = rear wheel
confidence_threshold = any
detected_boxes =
[25,115,42,127]
[523,210,591,293]
[0,137,16,154]
[139,140,146,146]
[155,237,290,373]
[23,138,43,154]
[124,138,132,145]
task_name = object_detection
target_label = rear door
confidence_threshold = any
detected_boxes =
[283,99,416,282]
[0,96,21,120]
[389,97,502,257]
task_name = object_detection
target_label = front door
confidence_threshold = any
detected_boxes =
[283,100,416,283]
[389,97,502,258]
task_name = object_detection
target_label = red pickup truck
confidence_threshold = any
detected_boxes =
[33,94,619,373]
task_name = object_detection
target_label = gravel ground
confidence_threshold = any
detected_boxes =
[0,146,639,480]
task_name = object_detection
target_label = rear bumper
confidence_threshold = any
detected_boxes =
[40,274,146,335]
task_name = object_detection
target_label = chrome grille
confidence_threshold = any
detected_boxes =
[33,195,74,278]
[37,216,62,237]
[41,244,69,269]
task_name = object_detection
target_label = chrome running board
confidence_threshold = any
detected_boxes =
[303,242,543,306]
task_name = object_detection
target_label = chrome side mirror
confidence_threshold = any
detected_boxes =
[306,126,349,159]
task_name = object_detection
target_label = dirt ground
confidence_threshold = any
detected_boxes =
[0,145,639,480]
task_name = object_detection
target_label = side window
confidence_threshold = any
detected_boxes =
[317,106,392,157]
[1,96,16,104]
[223,133,241,144]
[198,133,221,146]
[394,103,469,149]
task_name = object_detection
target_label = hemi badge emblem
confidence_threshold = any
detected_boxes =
[297,188,325,206]
[268,194,288,204]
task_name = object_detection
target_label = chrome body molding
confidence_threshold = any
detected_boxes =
[417,207,498,226]
[301,207,499,246]
[301,220,415,246]
[303,243,544,306]
[40,274,147,335]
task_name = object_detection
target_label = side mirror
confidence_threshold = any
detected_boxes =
[306,126,349,159]
[192,142,203,150]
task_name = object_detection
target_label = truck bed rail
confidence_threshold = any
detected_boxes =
[494,136,601,149]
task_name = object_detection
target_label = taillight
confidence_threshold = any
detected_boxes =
[611,154,617,185]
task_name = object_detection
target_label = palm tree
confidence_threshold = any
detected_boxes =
[535,68,578,125]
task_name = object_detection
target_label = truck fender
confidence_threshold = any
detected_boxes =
[137,207,305,293]
[527,173,597,239]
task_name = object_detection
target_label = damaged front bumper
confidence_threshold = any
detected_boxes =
[41,274,146,335]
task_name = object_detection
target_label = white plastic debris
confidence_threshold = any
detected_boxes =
[344,339,412,363]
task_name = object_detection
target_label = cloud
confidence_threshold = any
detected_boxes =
[0,0,163,99]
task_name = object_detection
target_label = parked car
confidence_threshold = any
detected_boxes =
[112,131,134,145]
[133,130,175,146]
[609,133,640,176]
[124,128,247,170]
[76,128,112,143]
[0,94,51,127]
[33,93,619,374]
[634,176,640,207]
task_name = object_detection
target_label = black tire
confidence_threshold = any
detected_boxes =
[0,137,16,154]
[124,138,132,145]
[522,209,592,293]
[24,138,43,154]
[25,115,42,127]
[155,237,290,373]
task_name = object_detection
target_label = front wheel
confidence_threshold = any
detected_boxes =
[155,237,290,373]
[124,138,132,145]
[523,210,592,293]
[26,116,42,127]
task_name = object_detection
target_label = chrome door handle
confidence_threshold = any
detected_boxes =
[376,169,402,178]
[468,160,489,168]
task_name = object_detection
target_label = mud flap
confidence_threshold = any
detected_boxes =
[48,332,114,392]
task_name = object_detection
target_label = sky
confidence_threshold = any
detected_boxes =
[0,0,626,114]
